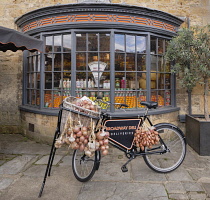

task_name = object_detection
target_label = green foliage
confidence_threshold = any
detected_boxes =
[165,24,210,120]
[165,25,210,92]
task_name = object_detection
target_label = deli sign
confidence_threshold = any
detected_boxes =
[104,119,141,150]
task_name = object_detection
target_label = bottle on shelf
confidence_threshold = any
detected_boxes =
[115,78,120,88]
[120,77,126,88]
[76,79,80,88]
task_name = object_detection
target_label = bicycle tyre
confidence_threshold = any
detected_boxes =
[143,124,186,173]
[72,149,99,182]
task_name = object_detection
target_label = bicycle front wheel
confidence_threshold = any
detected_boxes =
[143,124,186,173]
[72,149,99,182]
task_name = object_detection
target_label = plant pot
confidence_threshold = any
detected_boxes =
[186,114,210,156]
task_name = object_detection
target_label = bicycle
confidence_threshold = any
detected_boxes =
[38,97,186,197]
[72,98,186,182]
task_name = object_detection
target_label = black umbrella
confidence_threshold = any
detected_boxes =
[0,26,43,52]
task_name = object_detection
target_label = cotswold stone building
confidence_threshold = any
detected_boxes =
[0,0,210,143]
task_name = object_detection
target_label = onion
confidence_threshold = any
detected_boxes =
[82,131,88,136]
[104,139,109,145]
[84,139,88,144]
[73,126,80,133]
[80,136,85,142]
[105,132,110,138]
[79,144,85,151]
[83,100,88,105]
[76,131,82,137]
[90,105,95,110]
[99,140,104,146]
[105,145,109,150]
[97,132,104,140]
[100,145,106,151]
[82,127,88,132]
[102,150,108,155]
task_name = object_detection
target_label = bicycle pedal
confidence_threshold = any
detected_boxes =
[121,165,128,172]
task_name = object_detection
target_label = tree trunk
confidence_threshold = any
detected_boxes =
[204,77,209,121]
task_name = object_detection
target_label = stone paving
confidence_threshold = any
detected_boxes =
[0,133,210,200]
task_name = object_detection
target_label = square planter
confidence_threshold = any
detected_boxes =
[186,114,210,156]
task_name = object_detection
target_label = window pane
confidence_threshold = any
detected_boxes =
[76,33,86,51]
[54,35,62,52]
[54,72,61,88]
[151,36,157,54]
[126,53,135,71]
[100,33,110,51]
[99,53,110,70]
[88,33,98,51]
[115,34,125,52]
[137,36,146,53]
[64,53,71,71]
[54,54,62,71]
[45,72,52,89]
[126,35,135,53]
[88,52,98,63]
[158,38,164,54]
[151,55,157,71]
[63,34,71,52]
[76,52,86,70]
[45,54,53,71]
[46,36,53,53]
[115,53,125,71]
[137,54,146,71]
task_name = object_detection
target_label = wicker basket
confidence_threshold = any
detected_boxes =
[60,96,101,134]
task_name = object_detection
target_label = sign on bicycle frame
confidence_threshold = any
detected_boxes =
[104,119,141,150]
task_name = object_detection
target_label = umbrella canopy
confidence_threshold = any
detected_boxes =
[0,26,43,52]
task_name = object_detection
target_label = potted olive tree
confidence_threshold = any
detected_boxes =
[165,25,210,155]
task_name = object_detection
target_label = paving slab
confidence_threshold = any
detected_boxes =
[202,183,210,197]
[0,178,14,190]
[35,155,63,165]
[168,193,189,200]
[78,182,168,200]
[0,155,38,175]
[166,166,193,181]
[131,157,167,182]
[188,191,206,200]
[164,181,186,194]
[182,181,204,192]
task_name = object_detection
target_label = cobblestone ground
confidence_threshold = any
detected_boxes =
[0,133,210,200]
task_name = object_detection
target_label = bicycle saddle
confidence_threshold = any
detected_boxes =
[140,101,158,109]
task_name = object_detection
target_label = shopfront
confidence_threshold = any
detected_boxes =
[15,3,183,141]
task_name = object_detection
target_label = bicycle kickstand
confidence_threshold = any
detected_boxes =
[121,156,135,173]
[38,129,60,198]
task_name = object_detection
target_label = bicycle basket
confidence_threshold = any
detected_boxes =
[60,96,101,134]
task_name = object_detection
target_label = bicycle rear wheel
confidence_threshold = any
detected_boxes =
[72,149,99,182]
[143,124,186,173]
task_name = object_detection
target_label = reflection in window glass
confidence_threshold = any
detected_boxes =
[115,34,125,52]
[126,53,135,71]
[63,34,71,52]
[137,36,146,53]
[76,33,86,51]
[126,35,135,52]
[158,38,164,54]
[63,53,71,71]
[54,54,62,71]
[88,33,98,51]
[100,33,110,51]
[54,35,62,52]
[76,53,86,71]
[151,36,156,54]
[46,36,53,52]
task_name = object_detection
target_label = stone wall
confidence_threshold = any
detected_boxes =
[20,110,181,144]
[0,0,210,138]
